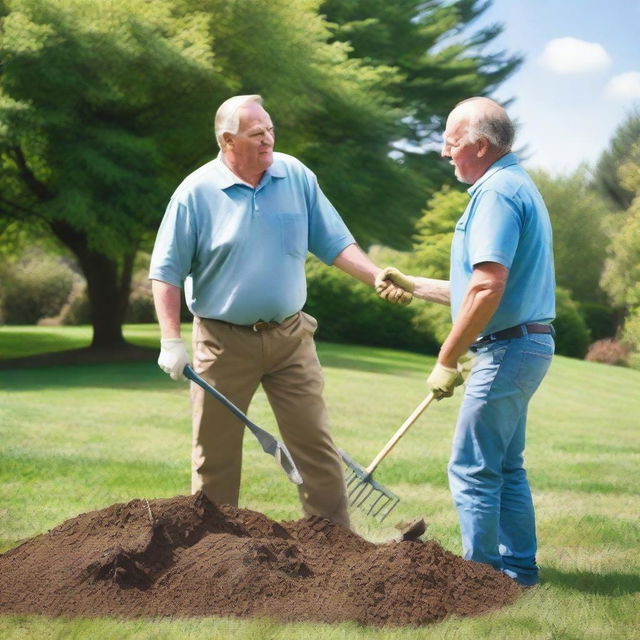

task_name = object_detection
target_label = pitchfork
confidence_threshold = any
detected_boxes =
[340,392,436,522]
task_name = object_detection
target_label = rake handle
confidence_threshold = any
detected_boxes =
[365,392,436,475]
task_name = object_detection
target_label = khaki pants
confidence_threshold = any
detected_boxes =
[190,312,350,528]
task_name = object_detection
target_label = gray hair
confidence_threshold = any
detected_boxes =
[457,97,515,153]
[214,94,263,149]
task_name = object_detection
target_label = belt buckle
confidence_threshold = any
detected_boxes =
[252,321,271,332]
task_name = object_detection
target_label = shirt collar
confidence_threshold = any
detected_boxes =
[468,152,519,195]
[211,152,286,190]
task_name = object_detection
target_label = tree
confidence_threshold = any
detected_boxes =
[0,0,400,348]
[594,108,640,210]
[0,0,230,347]
[408,185,468,342]
[532,167,609,305]
[1,0,522,351]
[601,146,640,319]
[320,0,523,193]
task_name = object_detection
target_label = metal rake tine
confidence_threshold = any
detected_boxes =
[372,496,395,519]
[349,481,370,504]
[366,493,388,516]
[346,472,363,490]
[347,476,368,498]
[354,485,376,508]
[378,498,400,522]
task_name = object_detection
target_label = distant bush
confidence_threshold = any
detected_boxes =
[62,288,91,325]
[585,339,630,366]
[621,308,640,350]
[125,273,155,323]
[579,302,619,341]
[304,259,438,354]
[553,288,591,358]
[1,254,74,324]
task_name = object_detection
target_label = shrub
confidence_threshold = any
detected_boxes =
[303,258,439,354]
[553,288,591,358]
[621,308,640,353]
[579,302,620,341]
[585,339,630,366]
[61,287,91,325]
[1,254,74,324]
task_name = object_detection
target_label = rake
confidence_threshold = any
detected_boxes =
[340,392,436,522]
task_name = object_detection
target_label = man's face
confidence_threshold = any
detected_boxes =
[229,102,275,174]
[441,112,483,185]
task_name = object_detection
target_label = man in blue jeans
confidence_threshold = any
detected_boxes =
[376,97,555,586]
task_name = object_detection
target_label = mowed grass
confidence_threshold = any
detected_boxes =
[1,324,639,640]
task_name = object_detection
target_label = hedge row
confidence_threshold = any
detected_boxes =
[0,252,620,360]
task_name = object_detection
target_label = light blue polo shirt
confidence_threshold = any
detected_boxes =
[149,152,355,324]
[450,153,555,336]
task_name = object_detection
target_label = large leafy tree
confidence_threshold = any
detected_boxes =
[594,109,640,211]
[0,0,396,348]
[0,0,229,347]
[1,0,521,350]
[320,0,522,191]
[601,145,640,329]
[532,167,609,305]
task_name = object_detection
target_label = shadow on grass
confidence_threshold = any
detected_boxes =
[542,566,640,595]
[317,343,432,377]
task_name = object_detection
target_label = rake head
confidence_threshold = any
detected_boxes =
[339,449,399,522]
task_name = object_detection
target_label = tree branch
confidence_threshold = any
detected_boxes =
[10,146,54,202]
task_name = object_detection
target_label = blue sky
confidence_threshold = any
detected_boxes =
[471,0,640,174]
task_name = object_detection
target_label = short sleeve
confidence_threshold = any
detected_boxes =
[305,171,355,264]
[148,198,196,287]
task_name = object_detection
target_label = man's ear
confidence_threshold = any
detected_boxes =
[223,133,234,148]
[476,137,490,158]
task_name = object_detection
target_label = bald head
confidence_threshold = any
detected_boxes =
[451,97,514,153]
[442,97,514,184]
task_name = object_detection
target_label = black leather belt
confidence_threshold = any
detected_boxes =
[473,323,554,346]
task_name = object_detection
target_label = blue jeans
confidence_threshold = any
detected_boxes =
[448,330,554,585]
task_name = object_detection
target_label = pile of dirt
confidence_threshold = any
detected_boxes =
[0,493,523,626]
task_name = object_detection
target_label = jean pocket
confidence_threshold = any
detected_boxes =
[514,349,552,395]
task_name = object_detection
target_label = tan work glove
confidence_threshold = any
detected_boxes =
[427,362,464,399]
[374,267,414,305]
[457,351,475,383]
[158,338,190,381]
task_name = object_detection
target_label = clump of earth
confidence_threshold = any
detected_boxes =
[0,493,523,626]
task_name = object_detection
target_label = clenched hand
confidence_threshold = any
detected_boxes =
[375,267,414,305]
[158,338,190,381]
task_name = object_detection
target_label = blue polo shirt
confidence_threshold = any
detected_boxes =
[149,152,355,324]
[450,153,555,336]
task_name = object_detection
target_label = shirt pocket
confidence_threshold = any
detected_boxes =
[278,212,308,259]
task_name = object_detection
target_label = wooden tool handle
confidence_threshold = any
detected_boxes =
[365,393,436,475]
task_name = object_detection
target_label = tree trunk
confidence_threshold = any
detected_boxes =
[50,220,135,350]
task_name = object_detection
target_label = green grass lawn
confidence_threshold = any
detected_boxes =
[1,325,639,639]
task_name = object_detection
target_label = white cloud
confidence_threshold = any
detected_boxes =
[605,71,640,100]
[540,37,612,74]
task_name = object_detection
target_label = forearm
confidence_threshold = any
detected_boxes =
[151,279,183,339]
[412,277,451,305]
[332,243,380,286]
[437,265,506,368]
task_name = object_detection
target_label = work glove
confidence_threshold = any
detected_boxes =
[427,362,464,399]
[457,351,475,383]
[158,338,190,381]
[374,267,414,305]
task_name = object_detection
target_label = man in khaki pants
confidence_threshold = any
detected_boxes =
[149,95,409,528]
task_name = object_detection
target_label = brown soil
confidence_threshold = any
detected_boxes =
[0,492,523,627]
